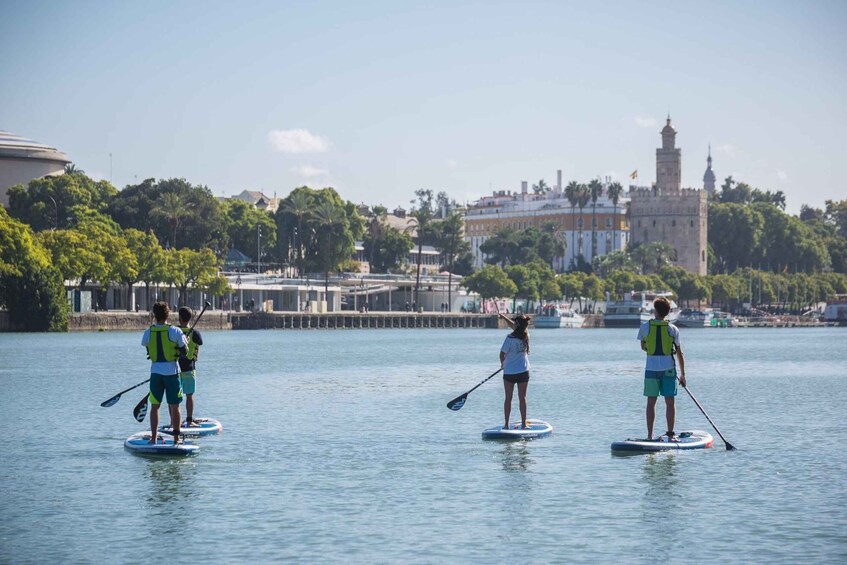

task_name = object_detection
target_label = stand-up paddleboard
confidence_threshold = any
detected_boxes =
[611,430,713,454]
[482,419,553,440]
[159,417,222,437]
[124,431,199,456]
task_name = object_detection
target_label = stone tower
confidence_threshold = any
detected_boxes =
[703,144,716,195]
[656,116,681,192]
[630,118,708,276]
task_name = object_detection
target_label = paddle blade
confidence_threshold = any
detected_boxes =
[725,442,737,451]
[133,396,148,423]
[100,395,121,408]
[447,393,468,411]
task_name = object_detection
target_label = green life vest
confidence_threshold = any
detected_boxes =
[147,324,179,362]
[645,320,674,357]
[180,326,199,360]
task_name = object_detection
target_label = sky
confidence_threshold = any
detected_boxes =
[1,1,845,214]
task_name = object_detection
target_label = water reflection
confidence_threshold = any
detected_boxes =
[640,454,684,532]
[499,442,535,473]
[144,459,196,509]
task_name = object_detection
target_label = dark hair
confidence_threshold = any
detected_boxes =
[178,307,193,324]
[152,301,170,322]
[510,314,531,354]
[653,297,671,318]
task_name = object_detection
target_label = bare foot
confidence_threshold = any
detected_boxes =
[148,436,158,445]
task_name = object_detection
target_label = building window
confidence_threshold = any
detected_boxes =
[672,220,676,227]
[606,218,612,228]
[637,220,641,228]
[652,220,656,227]
[702,250,706,262]
[592,218,597,228]
[578,218,584,229]
[690,220,694,227]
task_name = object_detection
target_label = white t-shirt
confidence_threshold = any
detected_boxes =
[637,320,681,371]
[142,324,189,375]
[501,335,530,375]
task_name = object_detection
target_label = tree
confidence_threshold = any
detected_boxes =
[607,181,624,253]
[434,211,470,310]
[708,203,764,272]
[462,265,517,308]
[312,201,347,295]
[532,179,550,194]
[7,173,117,231]
[363,224,414,273]
[505,265,540,313]
[631,242,677,275]
[222,199,277,268]
[125,229,168,311]
[538,222,567,272]
[0,208,68,331]
[564,181,580,265]
[278,188,315,275]
[165,248,221,306]
[406,189,436,307]
[576,183,590,262]
[479,226,520,267]
[588,179,603,259]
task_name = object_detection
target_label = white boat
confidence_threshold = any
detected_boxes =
[824,294,847,326]
[603,290,678,328]
[533,304,585,328]
[675,308,734,328]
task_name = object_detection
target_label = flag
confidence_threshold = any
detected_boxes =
[629,170,638,180]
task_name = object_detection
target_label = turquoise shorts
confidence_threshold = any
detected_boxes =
[149,373,183,405]
[644,368,678,397]
[180,370,196,395]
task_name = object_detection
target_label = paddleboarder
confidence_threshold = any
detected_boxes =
[499,312,531,429]
[142,302,189,444]
[637,296,686,441]
[177,307,204,427]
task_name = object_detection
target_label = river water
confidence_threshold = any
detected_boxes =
[1,327,845,563]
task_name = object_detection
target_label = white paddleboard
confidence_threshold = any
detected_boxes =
[124,431,199,456]
[611,430,714,454]
[482,419,553,440]
[159,417,222,437]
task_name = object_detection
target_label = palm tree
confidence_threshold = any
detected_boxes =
[564,181,580,268]
[532,179,550,194]
[576,184,590,262]
[588,179,603,260]
[434,211,469,311]
[607,181,624,253]
[152,192,188,249]
[405,207,434,308]
[312,201,345,296]
[541,222,567,272]
[283,190,313,276]
[64,163,84,175]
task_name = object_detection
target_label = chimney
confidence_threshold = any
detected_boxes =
[521,181,528,194]
[557,170,562,193]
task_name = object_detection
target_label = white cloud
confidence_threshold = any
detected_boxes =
[268,129,329,154]
[634,116,658,128]
[291,164,328,178]
[776,169,788,182]
[446,159,458,171]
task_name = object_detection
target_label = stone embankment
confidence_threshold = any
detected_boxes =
[230,311,499,330]
[68,311,232,332]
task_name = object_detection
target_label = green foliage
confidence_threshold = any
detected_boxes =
[0,208,68,331]
[108,178,224,251]
[222,199,277,264]
[164,248,222,305]
[461,265,517,303]
[363,223,414,273]
[7,172,117,231]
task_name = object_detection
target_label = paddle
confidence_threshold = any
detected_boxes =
[446,368,503,411]
[100,378,149,408]
[132,301,211,423]
[679,378,736,451]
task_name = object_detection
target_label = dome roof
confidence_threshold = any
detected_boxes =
[0,130,69,163]
[661,117,676,135]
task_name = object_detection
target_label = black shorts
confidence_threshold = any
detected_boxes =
[504,371,530,384]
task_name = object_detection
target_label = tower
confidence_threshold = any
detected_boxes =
[656,116,681,192]
[703,144,716,195]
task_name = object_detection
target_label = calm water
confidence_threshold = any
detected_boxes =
[1,326,845,563]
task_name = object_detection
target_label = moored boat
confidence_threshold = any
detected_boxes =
[533,304,585,328]
[675,308,734,328]
[603,290,678,328]
[824,294,847,326]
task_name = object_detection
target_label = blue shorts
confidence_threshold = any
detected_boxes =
[149,373,183,405]
[644,368,678,397]
[180,370,196,395]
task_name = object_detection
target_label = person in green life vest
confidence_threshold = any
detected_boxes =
[141,302,189,444]
[637,297,686,441]
[178,307,204,426]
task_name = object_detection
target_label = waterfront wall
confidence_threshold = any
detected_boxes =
[230,312,500,330]
[68,311,232,332]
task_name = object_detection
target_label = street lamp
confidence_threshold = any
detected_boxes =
[236,275,242,312]
[257,224,262,278]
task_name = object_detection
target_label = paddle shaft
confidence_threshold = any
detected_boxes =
[101,379,150,406]
[465,368,503,396]
[679,380,736,451]
[133,301,211,422]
